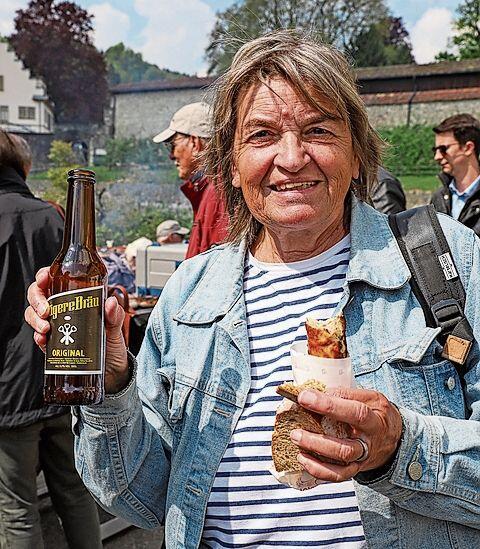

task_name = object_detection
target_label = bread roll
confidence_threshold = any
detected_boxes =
[305,314,347,358]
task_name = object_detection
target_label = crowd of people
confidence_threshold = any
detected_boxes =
[2,27,480,549]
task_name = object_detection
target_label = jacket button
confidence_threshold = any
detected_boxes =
[446,376,456,390]
[408,461,423,481]
[444,195,449,200]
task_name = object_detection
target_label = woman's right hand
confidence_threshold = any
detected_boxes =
[25,267,131,395]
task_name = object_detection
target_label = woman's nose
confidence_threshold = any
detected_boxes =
[274,133,310,172]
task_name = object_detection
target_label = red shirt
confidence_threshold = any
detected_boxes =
[180,174,228,259]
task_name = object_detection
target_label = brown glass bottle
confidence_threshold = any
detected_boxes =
[44,169,107,405]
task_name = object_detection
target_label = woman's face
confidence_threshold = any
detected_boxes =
[232,78,359,242]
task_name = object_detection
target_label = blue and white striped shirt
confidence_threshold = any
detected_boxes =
[202,235,366,548]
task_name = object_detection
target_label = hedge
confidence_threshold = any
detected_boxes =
[103,126,440,178]
[378,125,438,177]
[103,137,170,168]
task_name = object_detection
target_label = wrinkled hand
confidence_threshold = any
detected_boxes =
[290,386,403,482]
[24,267,130,394]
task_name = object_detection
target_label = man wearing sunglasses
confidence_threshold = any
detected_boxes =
[153,102,227,258]
[430,113,480,235]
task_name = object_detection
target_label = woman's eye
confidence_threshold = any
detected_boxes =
[308,127,328,135]
[251,130,270,139]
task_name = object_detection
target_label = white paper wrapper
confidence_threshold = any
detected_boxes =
[290,342,353,387]
[270,342,353,491]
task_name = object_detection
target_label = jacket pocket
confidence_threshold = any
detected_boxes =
[354,328,466,416]
[383,331,466,417]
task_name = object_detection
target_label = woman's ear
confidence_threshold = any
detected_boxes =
[352,155,360,180]
[232,164,241,188]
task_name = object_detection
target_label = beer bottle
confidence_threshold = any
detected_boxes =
[44,169,107,405]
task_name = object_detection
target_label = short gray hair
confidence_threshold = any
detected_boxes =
[205,29,384,244]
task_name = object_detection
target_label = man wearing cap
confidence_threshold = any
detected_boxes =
[156,219,189,245]
[153,102,228,259]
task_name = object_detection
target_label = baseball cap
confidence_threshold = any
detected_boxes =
[153,102,212,143]
[156,219,189,239]
[124,237,152,262]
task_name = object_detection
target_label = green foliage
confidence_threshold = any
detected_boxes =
[205,0,389,75]
[105,42,187,85]
[435,51,458,62]
[104,138,135,166]
[44,166,78,205]
[48,140,76,167]
[96,204,192,246]
[10,0,108,123]
[104,137,170,168]
[29,165,126,182]
[378,126,438,176]
[435,0,480,61]
[351,16,414,67]
[400,175,438,192]
[43,140,78,204]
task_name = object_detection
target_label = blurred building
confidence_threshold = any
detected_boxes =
[110,76,214,139]
[0,42,54,135]
[358,59,480,127]
[109,59,480,139]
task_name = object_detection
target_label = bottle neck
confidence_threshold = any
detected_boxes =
[63,179,96,249]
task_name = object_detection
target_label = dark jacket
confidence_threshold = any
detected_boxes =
[370,167,406,215]
[180,173,228,259]
[430,172,480,236]
[0,166,64,428]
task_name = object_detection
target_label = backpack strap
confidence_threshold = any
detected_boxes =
[388,205,474,374]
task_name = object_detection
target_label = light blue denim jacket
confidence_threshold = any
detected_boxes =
[74,198,480,548]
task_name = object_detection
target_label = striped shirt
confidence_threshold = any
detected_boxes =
[202,235,366,548]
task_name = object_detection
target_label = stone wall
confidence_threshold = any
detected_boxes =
[367,99,480,128]
[18,132,54,171]
[113,88,207,139]
[113,88,480,139]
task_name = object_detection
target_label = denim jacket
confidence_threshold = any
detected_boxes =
[74,198,480,548]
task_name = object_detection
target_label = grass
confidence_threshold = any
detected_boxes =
[399,174,439,192]
[30,165,127,182]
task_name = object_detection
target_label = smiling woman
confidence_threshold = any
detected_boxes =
[25,29,480,549]
[206,31,383,250]
[230,78,360,262]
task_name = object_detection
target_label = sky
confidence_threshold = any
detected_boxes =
[0,0,463,75]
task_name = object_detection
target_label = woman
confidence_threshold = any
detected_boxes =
[26,31,480,548]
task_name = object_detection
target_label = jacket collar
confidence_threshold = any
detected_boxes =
[347,196,410,289]
[438,171,453,189]
[174,241,247,324]
[175,197,411,324]
[0,166,34,198]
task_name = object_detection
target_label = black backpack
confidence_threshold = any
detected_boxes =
[388,204,475,378]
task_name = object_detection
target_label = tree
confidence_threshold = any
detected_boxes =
[104,43,187,85]
[44,140,79,205]
[10,0,108,123]
[436,0,480,61]
[205,0,390,74]
[350,16,414,67]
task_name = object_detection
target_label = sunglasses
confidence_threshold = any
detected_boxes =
[431,143,457,155]
[165,134,189,154]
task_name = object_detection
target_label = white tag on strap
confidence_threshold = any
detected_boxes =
[438,252,458,280]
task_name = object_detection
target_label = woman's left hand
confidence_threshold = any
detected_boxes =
[290,386,403,482]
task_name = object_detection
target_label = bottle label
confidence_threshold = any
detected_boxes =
[45,286,105,375]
